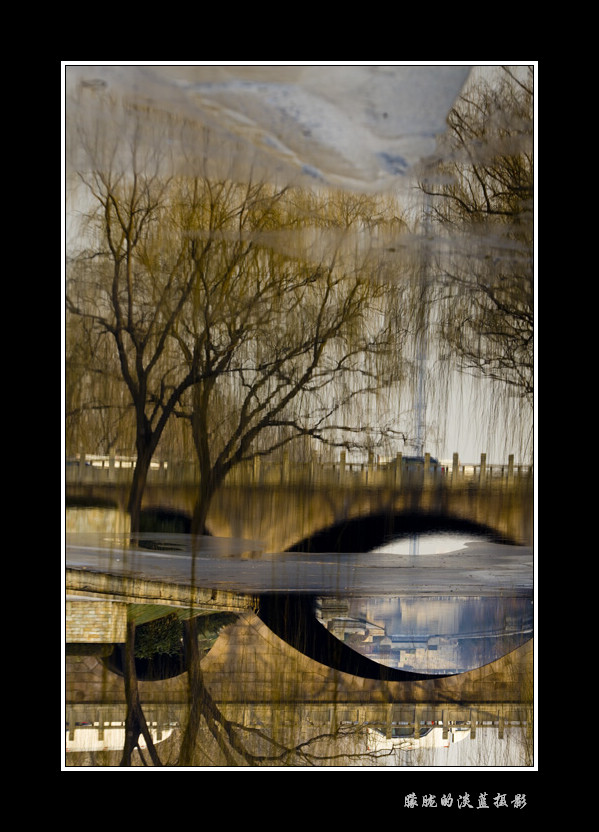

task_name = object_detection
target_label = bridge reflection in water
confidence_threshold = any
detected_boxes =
[65,697,531,762]
[65,606,533,766]
[65,509,534,767]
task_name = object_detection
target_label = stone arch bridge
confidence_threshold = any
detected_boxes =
[65,453,534,711]
[66,453,534,551]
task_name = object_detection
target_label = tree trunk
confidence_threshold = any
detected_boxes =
[190,473,220,537]
[178,617,242,766]
[127,443,154,535]
[120,620,163,766]
[178,618,204,766]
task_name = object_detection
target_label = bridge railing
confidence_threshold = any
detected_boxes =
[65,451,533,488]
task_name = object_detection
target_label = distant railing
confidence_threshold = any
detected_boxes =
[65,451,533,488]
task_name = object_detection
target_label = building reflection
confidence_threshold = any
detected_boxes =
[317,594,533,674]
[65,700,531,763]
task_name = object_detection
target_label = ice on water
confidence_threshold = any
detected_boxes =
[65,64,472,191]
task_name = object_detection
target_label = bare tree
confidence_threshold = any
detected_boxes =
[169,186,409,533]
[177,616,395,767]
[66,85,411,535]
[65,309,136,455]
[115,612,394,767]
[119,619,163,766]
[65,99,277,532]
[418,67,534,410]
[66,164,202,530]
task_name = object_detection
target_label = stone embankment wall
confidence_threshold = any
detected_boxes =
[66,600,127,643]
[66,508,130,534]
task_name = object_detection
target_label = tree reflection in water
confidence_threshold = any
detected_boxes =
[105,613,402,767]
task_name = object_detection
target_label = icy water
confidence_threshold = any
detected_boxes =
[64,64,472,193]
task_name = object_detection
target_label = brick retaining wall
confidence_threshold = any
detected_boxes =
[66,600,127,643]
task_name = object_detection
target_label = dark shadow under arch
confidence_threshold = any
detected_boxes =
[139,508,192,534]
[65,495,120,510]
[104,641,188,682]
[287,509,517,553]
[103,612,239,681]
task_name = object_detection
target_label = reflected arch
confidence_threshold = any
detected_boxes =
[257,593,461,682]
[256,592,532,683]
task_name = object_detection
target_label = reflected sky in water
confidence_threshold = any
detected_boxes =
[317,532,533,674]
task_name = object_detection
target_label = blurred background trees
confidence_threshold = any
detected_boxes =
[65,66,535,531]
[65,100,412,532]
[417,67,534,449]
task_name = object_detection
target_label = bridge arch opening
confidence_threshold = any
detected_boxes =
[103,611,239,681]
[287,509,517,554]
[257,509,531,681]
[139,508,191,534]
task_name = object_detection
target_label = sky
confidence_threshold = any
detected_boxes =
[64,62,472,192]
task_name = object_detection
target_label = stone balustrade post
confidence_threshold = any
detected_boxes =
[281,451,289,483]
[480,452,487,482]
[470,707,478,739]
[424,451,431,481]
[309,452,316,483]
[395,452,402,486]
[452,452,460,482]
[339,450,346,482]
